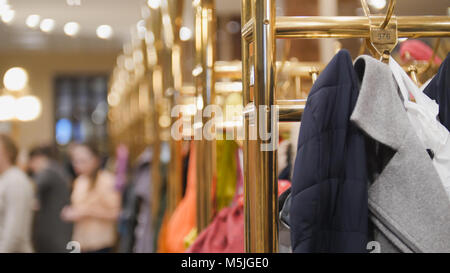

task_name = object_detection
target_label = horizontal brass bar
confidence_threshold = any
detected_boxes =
[278,104,304,122]
[244,100,305,122]
[243,16,450,39]
[181,82,242,95]
[276,16,450,39]
[180,85,196,96]
[215,61,243,79]
[215,81,242,93]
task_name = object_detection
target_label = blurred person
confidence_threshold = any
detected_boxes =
[0,134,34,253]
[61,143,121,253]
[28,145,73,253]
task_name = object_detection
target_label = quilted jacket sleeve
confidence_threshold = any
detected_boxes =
[290,50,368,253]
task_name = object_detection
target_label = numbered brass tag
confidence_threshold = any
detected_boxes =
[369,15,398,57]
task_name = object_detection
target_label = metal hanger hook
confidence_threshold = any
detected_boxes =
[360,0,396,29]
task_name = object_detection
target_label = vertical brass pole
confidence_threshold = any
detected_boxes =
[142,35,162,226]
[246,0,278,253]
[241,0,252,253]
[166,0,184,213]
[194,0,216,233]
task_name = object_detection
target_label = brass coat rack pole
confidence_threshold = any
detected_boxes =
[194,0,216,233]
[163,0,184,216]
[242,0,278,253]
[144,9,164,219]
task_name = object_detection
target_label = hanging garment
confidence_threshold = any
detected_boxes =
[351,55,450,252]
[164,142,196,253]
[156,213,170,253]
[133,148,154,253]
[186,180,291,253]
[278,140,292,181]
[154,162,168,252]
[389,57,450,196]
[278,187,292,253]
[114,144,129,192]
[290,50,368,253]
[234,148,244,204]
[117,177,139,253]
[423,53,450,130]
[399,39,443,65]
[117,148,152,253]
[215,139,238,211]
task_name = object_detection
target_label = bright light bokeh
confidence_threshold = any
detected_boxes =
[3,67,28,91]
[0,95,16,121]
[368,0,387,10]
[179,26,192,41]
[26,14,40,28]
[15,96,42,121]
[96,24,113,39]
[64,21,80,37]
[147,0,160,10]
[1,8,14,24]
[40,18,56,33]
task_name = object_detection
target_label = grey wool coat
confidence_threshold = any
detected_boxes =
[351,55,450,253]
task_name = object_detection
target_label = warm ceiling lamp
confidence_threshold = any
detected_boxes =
[3,67,28,91]
[26,14,40,28]
[368,0,386,10]
[147,0,160,10]
[64,21,80,37]
[15,96,42,121]
[179,26,192,41]
[1,7,14,24]
[40,18,55,33]
[96,24,113,39]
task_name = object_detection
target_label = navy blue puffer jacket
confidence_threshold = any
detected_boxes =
[290,50,368,253]
[423,53,450,130]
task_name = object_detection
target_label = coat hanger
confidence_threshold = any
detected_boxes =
[360,0,398,64]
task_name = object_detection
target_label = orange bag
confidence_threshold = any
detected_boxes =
[164,143,197,253]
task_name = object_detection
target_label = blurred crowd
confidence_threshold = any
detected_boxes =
[0,134,121,253]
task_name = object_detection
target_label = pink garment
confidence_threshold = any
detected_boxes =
[114,144,129,192]
[187,180,291,253]
[400,40,442,65]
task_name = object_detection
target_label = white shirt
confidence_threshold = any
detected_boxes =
[390,57,450,197]
[0,167,34,253]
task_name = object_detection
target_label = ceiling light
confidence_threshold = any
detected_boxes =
[26,14,40,28]
[147,0,161,9]
[64,21,80,37]
[1,8,14,24]
[367,0,386,10]
[179,26,192,41]
[66,0,81,6]
[40,18,55,33]
[0,1,10,15]
[15,96,42,121]
[3,67,28,91]
[96,24,113,39]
